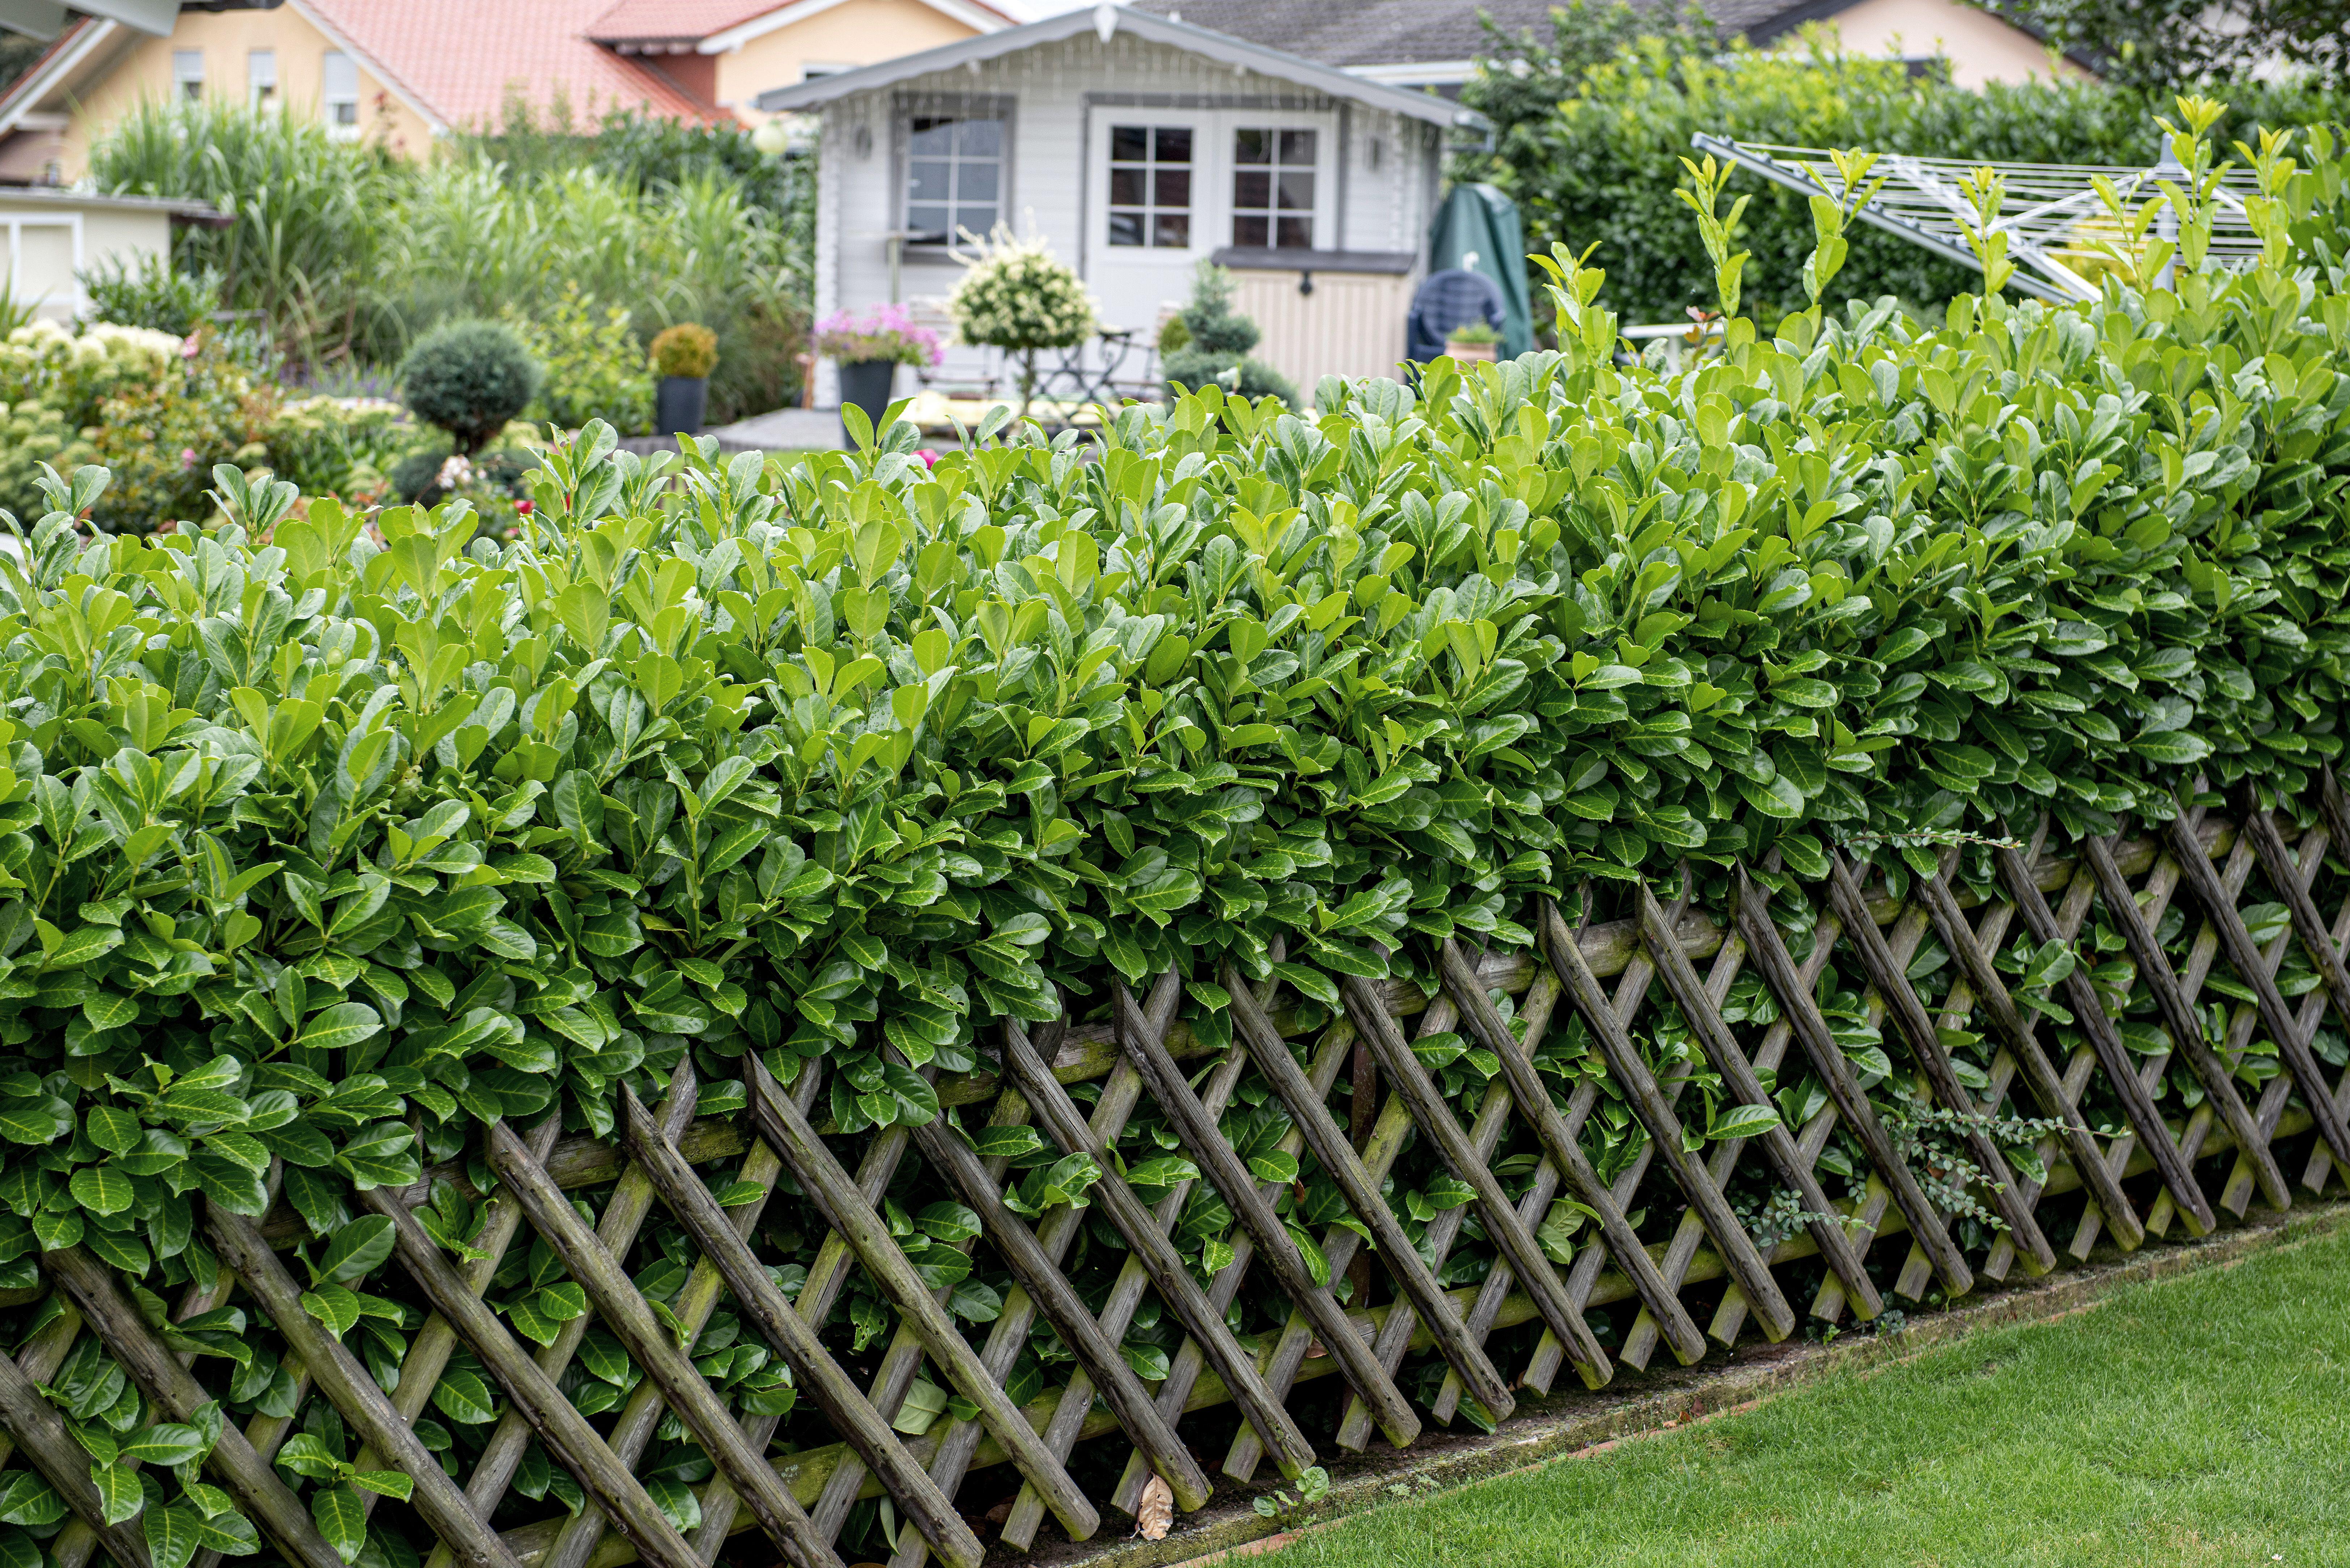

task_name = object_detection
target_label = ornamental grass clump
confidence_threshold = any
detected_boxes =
[0,102,2345,1568]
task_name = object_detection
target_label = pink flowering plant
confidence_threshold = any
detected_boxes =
[811,304,944,367]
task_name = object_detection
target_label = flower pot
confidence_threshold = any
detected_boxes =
[837,358,896,441]
[1445,341,1499,362]
[656,375,708,436]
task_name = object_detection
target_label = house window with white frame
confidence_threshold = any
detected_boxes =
[247,50,277,112]
[1106,124,1191,248]
[904,112,1001,246]
[322,51,360,133]
[172,50,204,101]
[1230,127,1316,249]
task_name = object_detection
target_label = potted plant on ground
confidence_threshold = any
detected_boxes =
[1445,320,1502,362]
[812,304,944,442]
[947,224,1096,424]
[650,323,718,435]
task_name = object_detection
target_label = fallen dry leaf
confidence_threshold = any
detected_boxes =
[1133,1474,1174,1541]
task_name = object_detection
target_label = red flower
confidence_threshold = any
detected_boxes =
[514,497,534,514]
[916,448,939,469]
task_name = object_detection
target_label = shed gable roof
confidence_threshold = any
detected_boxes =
[752,4,1487,123]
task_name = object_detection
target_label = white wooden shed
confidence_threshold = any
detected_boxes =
[0,187,225,323]
[755,3,1486,409]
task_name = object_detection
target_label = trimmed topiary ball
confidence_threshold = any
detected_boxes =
[399,320,540,455]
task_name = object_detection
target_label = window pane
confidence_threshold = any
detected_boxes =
[958,162,998,201]
[1233,216,1268,247]
[1108,167,1144,206]
[248,50,275,86]
[954,204,997,235]
[323,51,357,98]
[1276,216,1312,248]
[1154,168,1190,208]
[1111,124,1148,161]
[1108,212,1145,247]
[1278,129,1316,163]
[909,117,954,154]
[908,160,949,201]
[906,204,949,238]
[1277,171,1315,211]
[1233,170,1269,208]
[1234,128,1268,164]
[1154,213,1190,248]
[333,103,358,126]
[957,118,1001,156]
[1155,127,1192,162]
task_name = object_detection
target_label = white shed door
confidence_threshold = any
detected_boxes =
[1083,108,1336,339]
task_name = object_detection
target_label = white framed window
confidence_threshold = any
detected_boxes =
[801,62,853,81]
[1230,125,1320,250]
[903,109,1003,246]
[322,51,359,134]
[172,50,204,101]
[1106,123,1192,249]
[247,50,277,112]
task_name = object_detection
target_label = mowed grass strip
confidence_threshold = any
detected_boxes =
[1258,1223,2350,1567]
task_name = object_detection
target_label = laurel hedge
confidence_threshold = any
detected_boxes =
[0,111,2347,1568]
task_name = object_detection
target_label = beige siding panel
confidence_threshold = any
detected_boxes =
[1230,269,1411,392]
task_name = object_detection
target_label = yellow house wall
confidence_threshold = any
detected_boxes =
[713,0,983,118]
[54,7,435,180]
[1794,0,2094,86]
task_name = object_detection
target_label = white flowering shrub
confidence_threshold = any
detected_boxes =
[945,226,1096,353]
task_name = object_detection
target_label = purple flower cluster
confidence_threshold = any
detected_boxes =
[811,304,946,367]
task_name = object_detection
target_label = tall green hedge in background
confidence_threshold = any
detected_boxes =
[1459,10,2350,327]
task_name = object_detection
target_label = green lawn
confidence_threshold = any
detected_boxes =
[1262,1223,2350,1568]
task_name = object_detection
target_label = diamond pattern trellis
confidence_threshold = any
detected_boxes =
[13,774,2350,1568]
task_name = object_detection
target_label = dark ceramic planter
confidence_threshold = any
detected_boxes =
[837,358,896,441]
[656,375,708,436]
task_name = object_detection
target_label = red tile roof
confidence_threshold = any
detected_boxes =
[298,0,725,129]
[584,0,781,43]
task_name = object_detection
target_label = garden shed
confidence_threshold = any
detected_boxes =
[756,3,1486,409]
[0,186,222,322]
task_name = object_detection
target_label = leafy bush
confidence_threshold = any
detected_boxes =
[79,253,222,336]
[87,331,277,535]
[1,107,2347,1568]
[0,319,187,428]
[399,320,540,456]
[650,322,718,379]
[89,101,816,420]
[1460,18,2350,326]
[0,401,92,520]
[505,285,654,437]
[1161,263,1298,404]
[263,395,416,502]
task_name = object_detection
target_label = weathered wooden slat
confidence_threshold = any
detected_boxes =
[1635,887,1883,1319]
[946,1014,1144,1556]
[1996,843,2214,1232]
[1340,969,1617,1381]
[534,1074,726,1568]
[1531,906,1751,1356]
[1000,1010,1321,1474]
[1736,869,1972,1295]
[2083,833,2287,1211]
[206,1207,522,1568]
[0,1338,154,1568]
[1918,863,2148,1250]
[2168,804,2350,1170]
[0,1305,80,1470]
[1121,978,1425,1448]
[438,1080,701,1568]
[1828,851,2058,1269]
[1227,964,1516,1426]
[41,1245,345,1568]
[483,1121,847,1568]
[614,1087,984,1568]
[1183,1017,1363,1493]
[743,1050,1102,1543]
[351,1191,703,1568]
[901,1093,1213,1512]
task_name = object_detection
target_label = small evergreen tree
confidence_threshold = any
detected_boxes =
[1161,264,1297,405]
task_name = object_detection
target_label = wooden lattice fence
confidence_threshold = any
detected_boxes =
[10,774,2350,1568]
